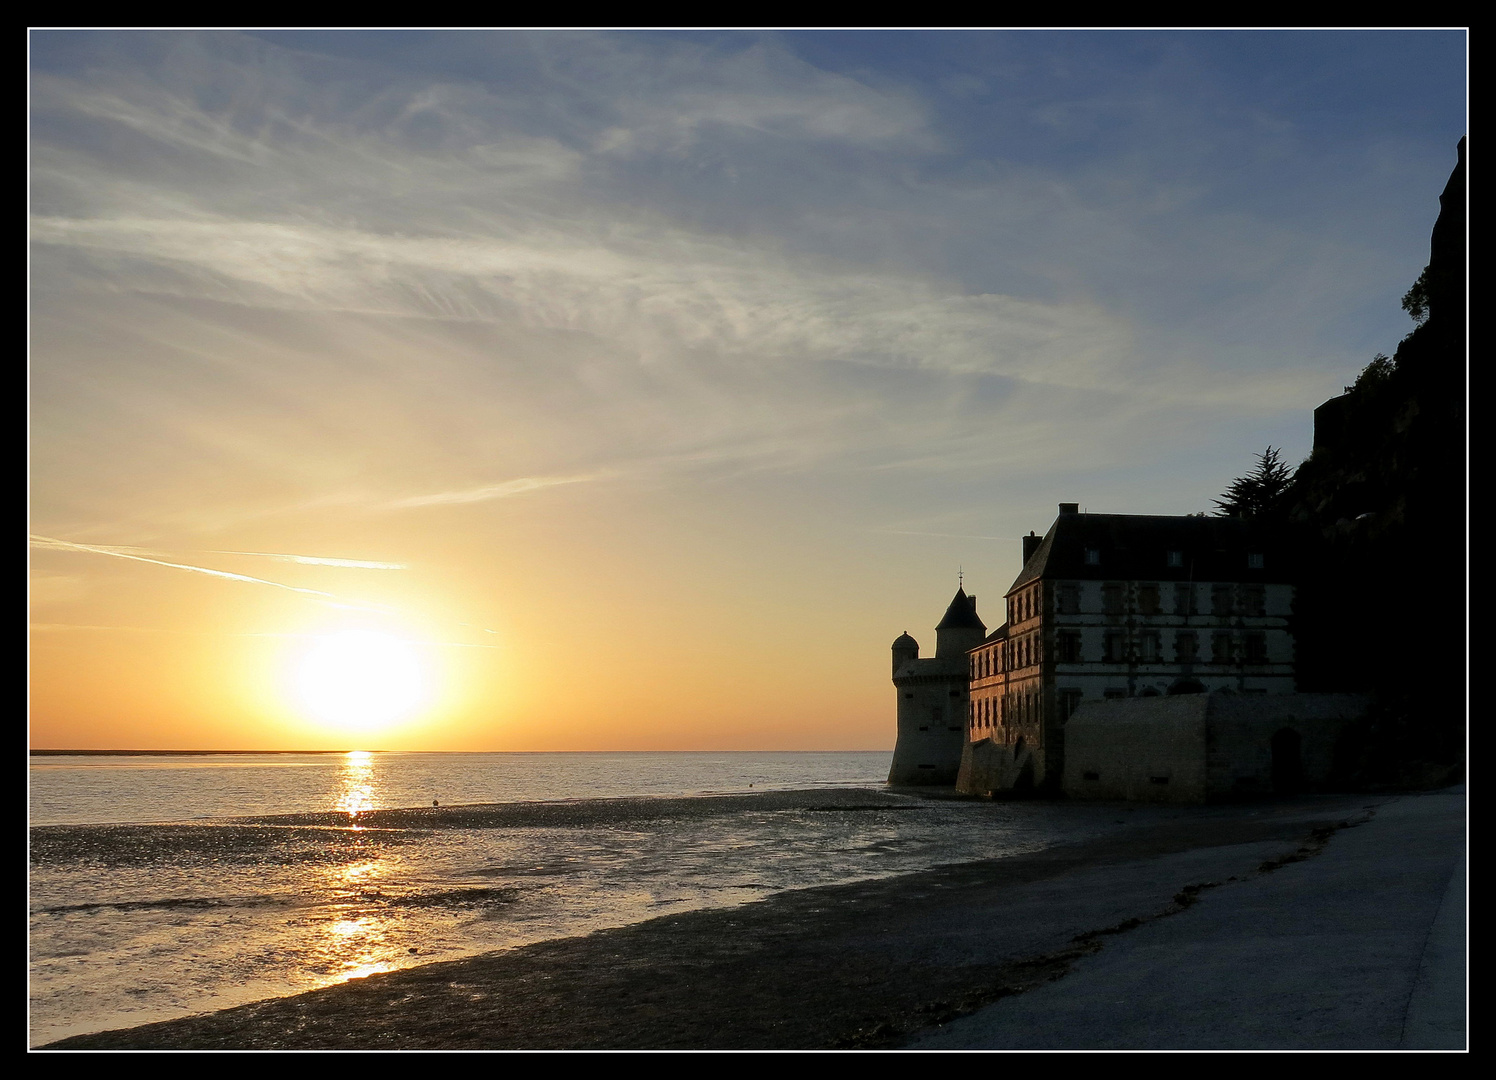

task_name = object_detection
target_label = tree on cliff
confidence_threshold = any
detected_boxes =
[1214,447,1294,519]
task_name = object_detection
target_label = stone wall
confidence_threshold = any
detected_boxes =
[956,738,1033,795]
[1062,696,1210,803]
[1062,693,1368,803]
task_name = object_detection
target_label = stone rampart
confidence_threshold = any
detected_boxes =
[1062,693,1368,803]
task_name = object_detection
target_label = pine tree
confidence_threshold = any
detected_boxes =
[1214,447,1294,519]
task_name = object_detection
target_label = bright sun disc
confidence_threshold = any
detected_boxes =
[295,630,429,732]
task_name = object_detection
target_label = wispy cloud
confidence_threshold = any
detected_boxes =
[872,530,1014,541]
[206,550,406,569]
[30,535,335,598]
[385,473,601,510]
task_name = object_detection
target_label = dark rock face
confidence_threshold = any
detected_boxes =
[1282,138,1466,785]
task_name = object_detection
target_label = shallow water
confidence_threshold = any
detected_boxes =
[29,752,1141,1046]
[29,750,891,826]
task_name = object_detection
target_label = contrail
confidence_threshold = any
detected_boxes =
[206,550,406,569]
[387,473,597,509]
[873,530,1014,541]
[30,536,336,598]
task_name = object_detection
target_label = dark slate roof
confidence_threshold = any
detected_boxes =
[935,587,987,631]
[892,632,919,649]
[1009,513,1292,592]
[982,622,1009,644]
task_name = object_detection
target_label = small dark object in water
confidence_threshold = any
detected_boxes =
[433,800,439,807]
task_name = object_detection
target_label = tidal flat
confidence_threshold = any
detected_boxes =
[41,792,1406,1050]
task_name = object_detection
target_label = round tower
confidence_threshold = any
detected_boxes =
[891,631,919,675]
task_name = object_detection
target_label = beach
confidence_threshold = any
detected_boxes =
[41,785,1466,1050]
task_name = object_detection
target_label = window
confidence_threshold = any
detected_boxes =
[1102,583,1124,615]
[1244,632,1268,664]
[1174,583,1196,616]
[1057,631,1082,663]
[1241,585,1266,617]
[1057,583,1081,615]
[1138,583,1161,615]
[1084,548,1101,566]
[1212,632,1234,664]
[1211,584,1235,616]
[1104,688,1127,700]
[1104,632,1127,663]
[1138,631,1161,663]
[1167,550,1184,568]
[1248,553,1265,570]
[1059,689,1083,721]
[1175,631,1199,663]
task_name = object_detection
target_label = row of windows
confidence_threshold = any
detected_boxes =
[973,630,1273,672]
[969,688,1086,731]
[1090,630,1270,665]
[1016,581,1272,619]
[971,631,1041,678]
[1099,582,1267,617]
[1082,549,1265,570]
[1012,582,1271,620]
[1009,585,1041,626]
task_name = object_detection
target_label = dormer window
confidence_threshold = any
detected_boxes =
[1167,550,1184,568]
[1247,553,1265,569]
[1084,548,1101,566]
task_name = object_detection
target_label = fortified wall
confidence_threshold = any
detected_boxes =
[1059,692,1368,803]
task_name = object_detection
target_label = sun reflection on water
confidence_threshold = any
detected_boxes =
[304,847,403,986]
[322,915,395,983]
[336,750,376,822]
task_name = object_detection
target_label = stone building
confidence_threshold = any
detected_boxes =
[887,587,986,785]
[955,504,1296,796]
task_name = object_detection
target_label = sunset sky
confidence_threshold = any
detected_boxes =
[29,30,1466,751]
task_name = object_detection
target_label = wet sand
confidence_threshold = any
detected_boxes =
[40,792,1397,1050]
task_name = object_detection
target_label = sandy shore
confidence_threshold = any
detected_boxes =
[40,786,1467,1051]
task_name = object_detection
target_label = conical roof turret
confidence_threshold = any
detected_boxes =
[935,587,985,632]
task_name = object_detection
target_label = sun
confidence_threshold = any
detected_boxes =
[294,630,430,734]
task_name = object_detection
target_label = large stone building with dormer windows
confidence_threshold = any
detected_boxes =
[952,503,1296,795]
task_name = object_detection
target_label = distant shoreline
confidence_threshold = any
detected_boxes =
[29,748,888,757]
[29,749,376,757]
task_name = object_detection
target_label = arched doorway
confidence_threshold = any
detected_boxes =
[1271,728,1304,794]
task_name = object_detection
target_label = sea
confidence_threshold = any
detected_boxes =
[29,750,1146,1046]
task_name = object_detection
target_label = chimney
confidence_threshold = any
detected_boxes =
[1022,531,1042,564]
[1058,502,1078,516]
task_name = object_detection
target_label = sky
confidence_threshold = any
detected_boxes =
[29,29,1466,751]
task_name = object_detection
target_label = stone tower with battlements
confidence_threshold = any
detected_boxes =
[887,587,985,786]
